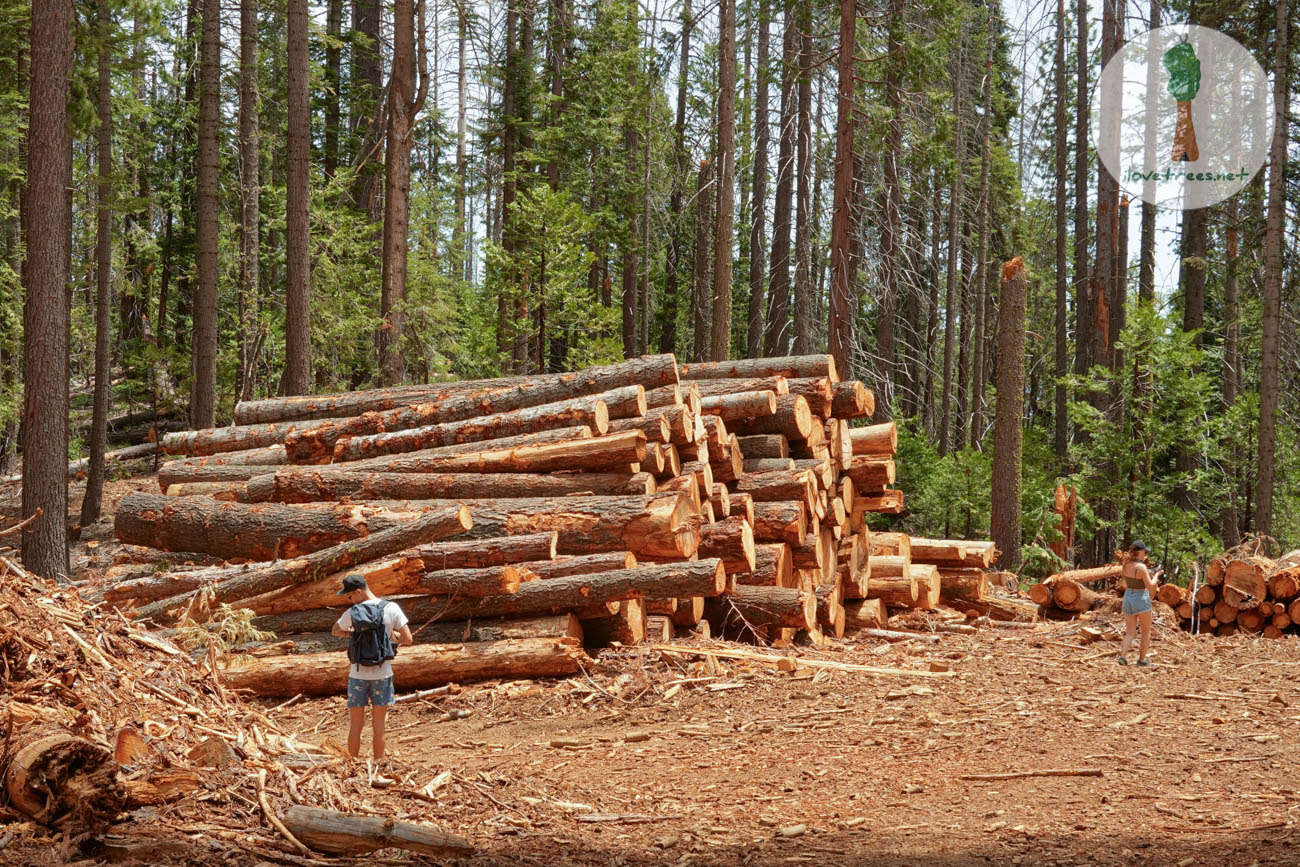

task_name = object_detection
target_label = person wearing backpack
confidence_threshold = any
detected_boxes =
[331,574,413,760]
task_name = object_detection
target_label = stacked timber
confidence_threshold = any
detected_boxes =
[107,354,1007,673]
[1174,546,1300,639]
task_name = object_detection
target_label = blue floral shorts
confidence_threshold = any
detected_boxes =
[347,677,395,707]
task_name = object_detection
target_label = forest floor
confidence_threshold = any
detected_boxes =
[6,476,1300,865]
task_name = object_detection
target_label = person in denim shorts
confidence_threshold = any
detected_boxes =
[1118,541,1162,667]
[331,575,412,759]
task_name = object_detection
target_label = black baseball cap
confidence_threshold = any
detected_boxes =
[1130,540,1149,551]
[337,574,367,595]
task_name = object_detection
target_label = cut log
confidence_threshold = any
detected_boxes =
[645,614,674,643]
[732,468,816,505]
[1272,611,1292,631]
[607,412,671,444]
[290,614,582,652]
[869,531,912,560]
[251,560,728,634]
[678,354,838,383]
[909,538,997,569]
[855,490,904,514]
[1290,598,1300,624]
[846,458,896,491]
[692,376,791,397]
[134,506,473,624]
[737,434,789,461]
[697,515,757,574]
[744,458,795,473]
[727,491,756,525]
[830,380,874,419]
[521,552,638,579]
[644,382,685,409]
[736,543,794,587]
[1028,582,1054,606]
[165,481,247,500]
[678,461,715,498]
[582,598,647,646]
[164,444,289,467]
[826,419,853,470]
[245,469,655,503]
[866,573,917,607]
[816,586,846,638]
[1194,584,1218,605]
[1045,564,1122,585]
[1223,557,1273,608]
[1268,567,1300,600]
[698,390,778,421]
[791,459,836,491]
[788,420,827,461]
[909,564,941,610]
[843,598,888,631]
[1212,600,1239,624]
[163,417,340,457]
[1206,557,1226,586]
[1156,584,1186,607]
[279,805,473,857]
[937,568,988,603]
[709,483,731,520]
[238,563,526,617]
[1052,578,1103,612]
[157,463,272,490]
[670,595,705,627]
[786,377,834,418]
[706,585,815,631]
[1237,607,1264,632]
[849,422,898,456]
[5,734,125,833]
[725,394,814,440]
[234,355,679,425]
[748,500,807,549]
[868,555,910,580]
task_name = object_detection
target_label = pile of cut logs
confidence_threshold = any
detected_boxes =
[101,354,1004,694]
[1168,547,1300,639]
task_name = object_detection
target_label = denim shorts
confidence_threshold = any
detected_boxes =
[347,676,395,707]
[1122,589,1152,615]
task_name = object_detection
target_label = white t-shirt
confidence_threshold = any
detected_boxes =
[334,599,409,680]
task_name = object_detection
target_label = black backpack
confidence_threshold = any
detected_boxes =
[347,600,397,667]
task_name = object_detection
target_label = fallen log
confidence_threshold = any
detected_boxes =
[696,515,757,574]
[237,563,526,616]
[280,806,473,858]
[244,469,655,503]
[736,542,794,587]
[845,457,896,490]
[849,422,897,456]
[330,431,648,475]
[581,598,646,646]
[736,434,789,459]
[698,390,778,421]
[678,355,838,383]
[250,559,728,634]
[937,568,988,603]
[732,468,816,505]
[234,354,679,425]
[843,598,888,631]
[706,585,815,631]
[133,506,474,624]
[830,380,874,419]
[909,537,997,569]
[1052,578,1104,613]
[5,734,125,834]
[724,395,814,441]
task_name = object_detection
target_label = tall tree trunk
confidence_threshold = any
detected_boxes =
[192,0,221,428]
[1221,197,1241,547]
[351,0,384,217]
[827,0,855,381]
[239,0,261,401]
[1178,207,1207,345]
[454,2,469,282]
[660,0,692,354]
[745,0,770,358]
[875,0,903,418]
[24,0,73,579]
[119,13,147,346]
[513,2,536,370]
[969,0,996,448]
[762,1,796,356]
[1256,0,1288,535]
[82,0,115,526]
[790,6,813,354]
[1092,0,1121,375]
[379,0,429,386]
[284,0,312,395]
[1053,0,1068,459]
[691,158,715,362]
[324,0,343,180]
[939,38,965,458]
[1072,0,1091,389]
[1137,0,1160,304]
[991,260,1027,570]
[710,0,737,361]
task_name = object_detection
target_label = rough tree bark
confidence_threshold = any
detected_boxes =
[238,0,260,402]
[790,4,814,354]
[660,0,692,354]
[827,0,855,385]
[284,0,311,395]
[991,259,1027,569]
[710,0,737,361]
[1053,0,1068,459]
[191,0,220,428]
[745,0,770,357]
[763,1,797,356]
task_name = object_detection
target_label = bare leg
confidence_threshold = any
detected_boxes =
[1121,613,1137,659]
[1138,611,1153,661]
[371,705,388,759]
[347,706,365,758]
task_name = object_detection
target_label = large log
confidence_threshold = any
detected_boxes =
[678,355,838,383]
[696,515,757,574]
[333,431,648,474]
[234,354,679,425]
[329,388,641,463]
[238,563,526,616]
[736,543,793,587]
[5,734,125,833]
[732,468,816,505]
[222,638,587,697]
[692,376,790,397]
[281,806,472,858]
[134,506,474,624]
[937,568,988,603]
[244,469,655,503]
[520,551,637,579]
[157,464,269,490]
[786,378,834,418]
[736,434,789,459]
[1268,567,1300,600]
[910,564,941,609]
[698,390,778,421]
[250,560,728,634]
[855,490,904,514]
[849,422,897,456]
[706,585,816,631]
[909,538,997,569]
[581,598,647,646]
[1223,556,1273,608]
[846,457,896,490]
[869,531,912,559]
[724,395,814,440]
[843,599,887,631]
[334,426,595,472]
[1052,578,1104,612]
[865,573,917,607]
[831,381,874,419]
[163,418,338,457]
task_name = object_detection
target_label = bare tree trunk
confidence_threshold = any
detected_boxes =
[82,0,115,526]
[691,158,715,362]
[351,0,384,217]
[969,1,995,448]
[991,260,1026,570]
[284,0,312,395]
[939,37,965,457]
[191,0,221,428]
[381,0,429,386]
[1256,0,1288,535]
[24,0,73,579]
[454,2,469,282]
[875,0,903,418]
[238,0,261,402]
[745,0,770,358]
[1092,0,1121,376]
[1137,0,1160,304]
[710,0,737,361]
[660,0,692,355]
[790,5,813,354]
[827,0,855,381]
[1072,0,1091,390]
[324,0,343,180]
[762,1,796,356]
[1053,0,1068,459]
[119,12,147,346]
[1221,197,1240,547]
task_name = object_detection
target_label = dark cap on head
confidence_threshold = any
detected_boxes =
[338,573,368,596]
[1129,540,1149,552]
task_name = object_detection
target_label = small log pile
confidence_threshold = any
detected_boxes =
[1173,544,1300,639]
[104,354,1005,677]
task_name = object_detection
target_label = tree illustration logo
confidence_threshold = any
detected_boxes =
[1091,26,1272,210]
[1163,42,1200,162]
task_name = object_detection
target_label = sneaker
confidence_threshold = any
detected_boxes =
[1136,658,1152,667]
[1117,656,1129,665]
